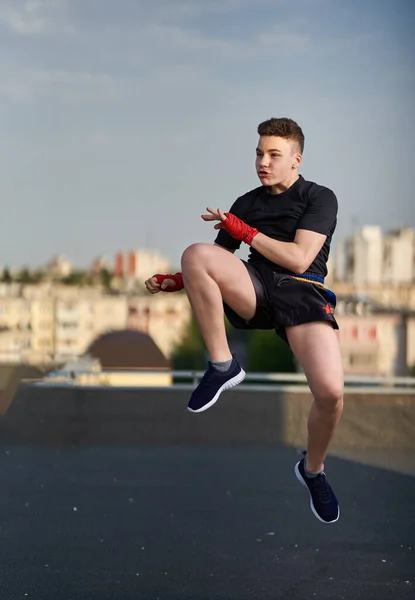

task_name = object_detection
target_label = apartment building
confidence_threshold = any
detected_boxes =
[132,292,191,358]
[47,254,74,279]
[335,297,415,376]
[336,226,383,284]
[336,313,410,376]
[114,250,171,282]
[0,282,191,364]
[332,280,415,311]
[54,296,128,361]
[383,228,415,284]
[335,226,415,285]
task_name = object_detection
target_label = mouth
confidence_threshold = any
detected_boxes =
[258,171,271,178]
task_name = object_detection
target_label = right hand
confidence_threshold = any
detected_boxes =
[144,275,176,294]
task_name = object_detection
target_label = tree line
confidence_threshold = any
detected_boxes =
[171,314,296,373]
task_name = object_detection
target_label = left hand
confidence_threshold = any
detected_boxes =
[201,207,228,230]
[202,207,259,245]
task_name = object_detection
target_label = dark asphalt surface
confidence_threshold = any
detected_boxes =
[0,441,414,600]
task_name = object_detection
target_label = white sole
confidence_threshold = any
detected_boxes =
[294,462,340,524]
[187,368,246,413]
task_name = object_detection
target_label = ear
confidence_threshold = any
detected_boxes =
[292,152,302,169]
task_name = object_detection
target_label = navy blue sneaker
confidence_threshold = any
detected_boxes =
[187,357,246,413]
[294,451,340,524]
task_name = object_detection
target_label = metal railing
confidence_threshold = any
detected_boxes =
[24,367,415,393]
[170,370,415,387]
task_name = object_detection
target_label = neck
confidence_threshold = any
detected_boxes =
[267,173,300,195]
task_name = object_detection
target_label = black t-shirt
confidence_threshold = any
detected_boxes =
[214,175,338,278]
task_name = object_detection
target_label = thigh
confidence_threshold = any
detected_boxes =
[285,322,344,399]
[181,243,257,321]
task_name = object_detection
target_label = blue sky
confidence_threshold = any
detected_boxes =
[0,0,414,270]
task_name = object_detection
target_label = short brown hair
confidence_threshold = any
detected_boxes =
[257,117,304,154]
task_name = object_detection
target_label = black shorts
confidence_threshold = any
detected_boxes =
[223,261,339,344]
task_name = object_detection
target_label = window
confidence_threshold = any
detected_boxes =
[348,353,375,367]
[58,321,78,329]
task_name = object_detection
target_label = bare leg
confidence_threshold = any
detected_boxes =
[181,243,257,362]
[286,322,344,472]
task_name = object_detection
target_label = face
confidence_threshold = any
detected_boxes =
[255,136,302,187]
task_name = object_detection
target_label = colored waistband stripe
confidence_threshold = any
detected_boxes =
[276,270,337,306]
[290,276,325,287]
[281,271,325,285]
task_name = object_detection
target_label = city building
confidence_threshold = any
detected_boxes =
[335,298,415,376]
[0,281,191,365]
[127,291,190,358]
[47,255,74,279]
[114,250,171,282]
[90,256,110,281]
[2,231,415,378]
[332,280,415,311]
[336,226,383,284]
[335,226,415,285]
[383,228,415,284]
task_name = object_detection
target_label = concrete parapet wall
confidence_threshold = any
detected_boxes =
[0,364,46,416]
[0,386,414,451]
[281,391,415,451]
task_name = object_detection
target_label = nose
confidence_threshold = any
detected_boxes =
[259,155,269,168]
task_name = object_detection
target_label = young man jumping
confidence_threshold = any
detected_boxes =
[145,117,343,524]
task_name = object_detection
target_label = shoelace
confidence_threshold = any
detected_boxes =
[309,473,334,504]
[198,363,235,388]
[198,368,216,386]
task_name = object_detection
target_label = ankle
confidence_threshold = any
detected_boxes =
[305,458,324,473]
[210,352,232,363]
[211,358,233,372]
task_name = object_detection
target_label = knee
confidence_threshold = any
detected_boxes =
[181,243,212,271]
[315,384,344,413]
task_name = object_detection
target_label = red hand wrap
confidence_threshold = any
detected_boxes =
[223,213,259,246]
[154,272,184,292]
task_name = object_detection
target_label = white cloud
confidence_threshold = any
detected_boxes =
[256,27,310,49]
[0,0,68,35]
[153,0,280,20]
[0,65,117,103]
[0,0,413,270]
[0,7,310,105]
[150,22,309,56]
[73,18,310,78]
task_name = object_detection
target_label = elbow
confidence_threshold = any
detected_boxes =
[286,245,310,274]
[277,255,306,274]
[293,256,312,275]
[293,263,307,275]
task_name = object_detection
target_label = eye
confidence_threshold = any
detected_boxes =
[271,153,280,158]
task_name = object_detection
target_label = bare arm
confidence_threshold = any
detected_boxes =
[206,208,327,272]
[250,229,326,273]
